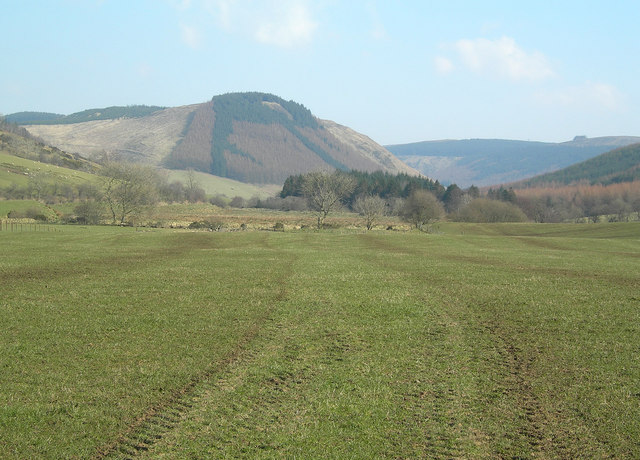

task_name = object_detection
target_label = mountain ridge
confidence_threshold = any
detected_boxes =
[18,93,418,184]
[386,136,640,187]
[513,142,640,188]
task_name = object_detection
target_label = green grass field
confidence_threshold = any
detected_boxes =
[0,152,97,189]
[1,223,639,458]
[164,169,281,199]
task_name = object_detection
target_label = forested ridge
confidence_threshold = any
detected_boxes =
[166,92,378,183]
[8,105,165,125]
[517,143,640,187]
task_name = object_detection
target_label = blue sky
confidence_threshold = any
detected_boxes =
[2,0,639,145]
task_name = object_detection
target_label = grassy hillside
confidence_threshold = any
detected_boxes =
[0,199,60,220]
[1,224,638,458]
[0,127,96,172]
[517,142,640,187]
[387,137,640,187]
[164,169,280,199]
[0,152,98,189]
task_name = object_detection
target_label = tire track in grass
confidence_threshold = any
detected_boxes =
[356,234,467,457]
[477,301,611,459]
[354,233,602,457]
[480,313,548,455]
[92,245,297,459]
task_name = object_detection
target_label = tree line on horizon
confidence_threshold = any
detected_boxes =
[278,169,640,226]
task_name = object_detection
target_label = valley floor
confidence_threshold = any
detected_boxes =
[1,223,638,458]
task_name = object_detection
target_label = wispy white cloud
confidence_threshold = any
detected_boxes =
[180,23,202,48]
[203,0,235,30]
[254,2,317,47]
[535,82,623,110]
[434,56,454,75]
[367,2,388,41]
[187,0,317,48]
[173,0,192,11]
[441,36,554,81]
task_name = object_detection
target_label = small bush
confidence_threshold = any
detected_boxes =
[209,195,229,208]
[74,201,103,225]
[230,196,246,208]
[7,210,24,219]
[273,222,285,232]
[455,198,527,223]
[188,220,224,231]
[7,208,48,221]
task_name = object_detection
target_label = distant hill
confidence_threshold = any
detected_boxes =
[4,112,64,124]
[0,119,96,172]
[7,105,165,125]
[17,93,417,184]
[514,143,640,188]
[386,136,640,187]
[0,122,99,192]
[0,117,280,200]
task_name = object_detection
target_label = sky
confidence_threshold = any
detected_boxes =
[1,0,639,145]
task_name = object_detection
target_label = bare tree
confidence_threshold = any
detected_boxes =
[28,171,49,201]
[302,171,356,228]
[102,162,159,224]
[185,168,206,202]
[400,189,444,231]
[353,194,386,230]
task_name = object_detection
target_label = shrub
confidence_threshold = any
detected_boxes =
[7,208,48,221]
[209,195,229,208]
[74,201,103,225]
[256,196,308,211]
[400,189,444,231]
[455,198,527,223]
[188,220,224,231]
[230,196,246,208]
[273,222,285,232]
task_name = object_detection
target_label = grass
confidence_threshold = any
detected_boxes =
[0,152,97,189]
[1,223,639,458]
[0,199,60,220]
[164,169,281,199]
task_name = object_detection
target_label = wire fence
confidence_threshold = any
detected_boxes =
[0,220,60,232]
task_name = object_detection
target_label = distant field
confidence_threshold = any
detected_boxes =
[164,169,281,199]
[1,223,638,458]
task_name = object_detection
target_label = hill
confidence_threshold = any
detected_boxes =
[18,93,418,184]
[6,105,165,125]
[386,136,640,187]
[0,118,97,173]
[514,143,640,188]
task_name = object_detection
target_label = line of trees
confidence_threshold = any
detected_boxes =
[279,170,640,229]
[515,181,640,223]
[0,161,209,224]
